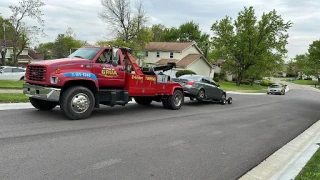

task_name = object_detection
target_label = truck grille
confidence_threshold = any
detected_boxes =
[27,66,47,82]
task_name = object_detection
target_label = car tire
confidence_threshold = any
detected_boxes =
[29,97,57,110]
[60,86,95,120]
[227,97,232,104]
[220,94,226,105]
[196,89,205,101]
[167,89,184,110]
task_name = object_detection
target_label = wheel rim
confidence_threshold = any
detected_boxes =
[174,93,182,106]
[71,93,90,113]
[199,90,205,98]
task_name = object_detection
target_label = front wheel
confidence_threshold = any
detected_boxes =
[220,94,226,105]
[29,97,57,110]
[60,86,95,120]
[166,90,184,110]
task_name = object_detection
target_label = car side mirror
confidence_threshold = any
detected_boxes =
[217,84,220,87]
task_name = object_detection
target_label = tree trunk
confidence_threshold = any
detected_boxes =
[236,74,242,86]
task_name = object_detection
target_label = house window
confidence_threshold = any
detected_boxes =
[156,52,160,57]
[145,51,148,57]
[170,52,173,58]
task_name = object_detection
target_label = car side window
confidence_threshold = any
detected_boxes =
[12,68,25,72]
[202,78,210,84]
[2,68,12,73]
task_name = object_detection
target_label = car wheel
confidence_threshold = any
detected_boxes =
[220,94,226,105]
[227,97,232,104]
[196,89,205,101]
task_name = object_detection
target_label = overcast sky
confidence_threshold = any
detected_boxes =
[0,0,319,60]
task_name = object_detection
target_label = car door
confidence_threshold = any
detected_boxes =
[208,78,223,99]
[200,77,213,98]
[12,67,26,80]
[0,67,13,80]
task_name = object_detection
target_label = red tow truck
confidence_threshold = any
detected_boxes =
[23,46,184,120]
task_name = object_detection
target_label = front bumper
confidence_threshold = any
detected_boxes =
[23,83,61,102]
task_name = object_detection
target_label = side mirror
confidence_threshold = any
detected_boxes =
[112,60,118,67]
[217,84,220,87]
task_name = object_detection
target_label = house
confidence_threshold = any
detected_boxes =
[212,59,233,81]
[0,39,44,67]
[144,42,214,78]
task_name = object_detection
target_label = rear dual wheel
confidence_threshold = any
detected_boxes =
[162,89,184,110]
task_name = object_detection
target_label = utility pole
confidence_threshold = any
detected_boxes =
[1,22,6,66]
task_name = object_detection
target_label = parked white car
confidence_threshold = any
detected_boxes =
[0,66,26,80]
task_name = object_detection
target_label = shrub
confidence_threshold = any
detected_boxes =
[260,79,273,86]
[176,70,196,77]
[240,79,251,85]
[213,76,219,82]
[304,77,312,80]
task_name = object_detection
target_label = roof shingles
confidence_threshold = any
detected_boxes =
[177,54,202,68]
[145,42,194,52]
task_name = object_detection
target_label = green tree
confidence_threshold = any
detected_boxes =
[34,42,54,59]
[7,0,46,65]
[178,21,210,53]
[306,40,320,77]
[51,28,84,58]
[210,6,292,86]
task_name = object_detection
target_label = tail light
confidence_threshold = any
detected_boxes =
[187,81,195,85]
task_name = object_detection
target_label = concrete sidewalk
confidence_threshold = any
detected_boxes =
[0,89,23,93]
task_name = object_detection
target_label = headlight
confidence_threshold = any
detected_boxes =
[50,76,58,84]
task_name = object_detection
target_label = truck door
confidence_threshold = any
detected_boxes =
[92,49,126,88]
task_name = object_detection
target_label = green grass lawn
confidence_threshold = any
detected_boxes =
[0,80,24,89]
[0,93,29,103]
[218,81,267,92]
[295,146,320,180]
[285,79,318,85]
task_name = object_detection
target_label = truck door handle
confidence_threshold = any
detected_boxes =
[119,68,125,71]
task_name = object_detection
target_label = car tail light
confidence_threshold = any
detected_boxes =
[187,81,195,85]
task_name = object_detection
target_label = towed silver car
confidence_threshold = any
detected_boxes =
[267,84,286,95]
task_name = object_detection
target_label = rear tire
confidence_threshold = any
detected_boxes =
[196,89,205,101]
[29,97,57,110]
[60,86,95,120]
[167,89,184,110]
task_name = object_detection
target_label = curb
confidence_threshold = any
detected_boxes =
[239,120,320,180]
[0,100,137,111]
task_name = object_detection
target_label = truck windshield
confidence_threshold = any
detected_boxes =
[68,48,101,60]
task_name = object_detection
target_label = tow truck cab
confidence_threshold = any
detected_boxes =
[23,46,184,120]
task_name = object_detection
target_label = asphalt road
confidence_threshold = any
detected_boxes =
[1,89,320,180]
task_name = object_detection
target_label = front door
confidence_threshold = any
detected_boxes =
[92,49,126,88]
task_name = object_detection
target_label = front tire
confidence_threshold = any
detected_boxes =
[29,97,57,110]
[220,94,226,105]
[166,89,184,110]
[60,86,95,120]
